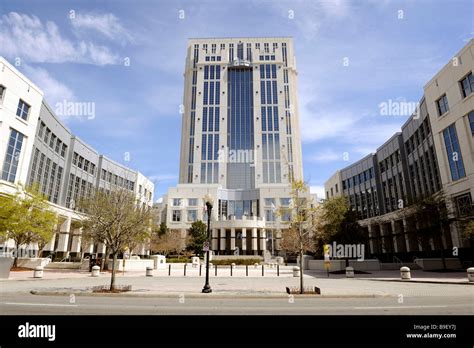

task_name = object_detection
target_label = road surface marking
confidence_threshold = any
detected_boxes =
[353,305,452,309]
[3,302,78,307]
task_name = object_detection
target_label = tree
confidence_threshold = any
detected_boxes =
[80,188,152,291]
[150,230,182,256]
[0,185,57,267]
[315,196,348,243]
[462,220,474,245]
[187,220,207,257]
[278,180,316,294]
[313,196,367,264]
[157,222,168,236]
[402,191,450,269]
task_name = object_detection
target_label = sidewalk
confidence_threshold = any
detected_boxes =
[4,266,472,285]
[2,268,472,299]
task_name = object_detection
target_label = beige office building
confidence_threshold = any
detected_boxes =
[165,37,305,256]
[324,40,474,259]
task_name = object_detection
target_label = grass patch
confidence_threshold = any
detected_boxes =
[211,258,262,266]
[166,257,190,263]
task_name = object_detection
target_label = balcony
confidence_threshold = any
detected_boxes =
[229,58,251,68]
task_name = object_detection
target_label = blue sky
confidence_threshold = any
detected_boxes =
[0,0,472,200]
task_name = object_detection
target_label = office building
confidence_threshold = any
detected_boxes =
[0,57,154,259]
[324,40,474,260]
[164,37,305,256]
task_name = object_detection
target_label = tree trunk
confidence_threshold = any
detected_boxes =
[299,248,304,294]
[110,252,117,291]
[13,243,19,268]
[439,227,447,270]
[101,246,108,271]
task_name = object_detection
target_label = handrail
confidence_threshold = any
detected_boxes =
[393,255,402,264]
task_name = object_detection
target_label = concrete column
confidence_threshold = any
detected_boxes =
[220,228,226,252]
[241,228,247,252]
[260,229,266,251]
[136,244,146,256]
[390,221,399,253]
[43,228,57,252]
[379,223,391,253]
[251,228,258,254]
[211,228,218,251]
[230,228,236,251]
[55,217,71,255]
[367,224,375,254]
[449,223,462,249]
[97,243,106,255]
[70,227,82,254]
[275,229,282,251]
[402,219,410,252]
[82,235,93,254]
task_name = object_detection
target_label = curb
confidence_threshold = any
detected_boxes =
[358,278,473,285]
[29,290,388,299]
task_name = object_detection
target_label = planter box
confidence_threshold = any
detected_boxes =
[0,257,13,279]
[108,259,154,271]
[45,262,82,270]
[150,255,167,269]
[17,258,51,269]
[308,260,346,271]
[414,258,462,270]
[348,259,381,271]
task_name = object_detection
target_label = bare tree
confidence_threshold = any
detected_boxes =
[80,187,152,291]
[278,180,316,294]
[150,230,183,256]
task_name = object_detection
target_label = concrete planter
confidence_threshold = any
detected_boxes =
[108,259,154,271]
[414,258,461,270]
[0,257,14,279]
[16,257,51,269]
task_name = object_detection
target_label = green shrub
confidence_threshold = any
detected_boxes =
[211,258,261,266]
[166,257,190,263]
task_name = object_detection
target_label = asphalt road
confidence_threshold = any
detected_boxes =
[0,292,472,315]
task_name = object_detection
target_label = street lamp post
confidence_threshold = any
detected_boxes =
[202,195,213,293]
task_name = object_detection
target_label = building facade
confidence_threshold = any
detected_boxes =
[324,40,474,261]
[164,37,305,256]
[0,57,154,259]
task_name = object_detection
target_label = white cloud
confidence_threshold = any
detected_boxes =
[266,0,351,40]
[148,174,178,183]
[308,149,342,163]
[0,12,120,65]
[23,65,76,106]
[71,13,133,45]
[300,109,355,143]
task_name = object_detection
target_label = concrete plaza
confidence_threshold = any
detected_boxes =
[0,266,472,314]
